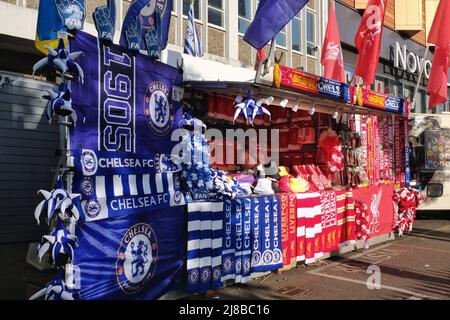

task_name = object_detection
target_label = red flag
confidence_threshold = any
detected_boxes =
[427,0,450,109]
[427,0,450,48]
[354,0,387,85]
[428,46,449,108]
[321,0,345,83]
[254,48,266,71]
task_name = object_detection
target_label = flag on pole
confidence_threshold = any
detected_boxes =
[321,0,345,83]
[35,0,67,54]
[427,0,450,108]
[184,1,203,56]
[354,0,387,85]
[243,0,309,50]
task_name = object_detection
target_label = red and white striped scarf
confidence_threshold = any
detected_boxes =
[320,190,338,255]
[344,189,356,246]
[335,190,347,248]
[296,192,322,264]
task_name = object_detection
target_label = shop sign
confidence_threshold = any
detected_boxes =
[355,87,405,114]
[277,65,351,103]
[394,42,432,79]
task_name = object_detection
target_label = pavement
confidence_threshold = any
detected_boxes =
[1,211,449,300]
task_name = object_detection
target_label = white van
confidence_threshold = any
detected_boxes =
[409,113,450,211]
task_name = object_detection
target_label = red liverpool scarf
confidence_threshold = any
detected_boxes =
[344,189,356,245]
[288,193,297,268]
[297,192,322,264]
[320,190,338,255]
[335,190,347,248]
[279,194,291,270]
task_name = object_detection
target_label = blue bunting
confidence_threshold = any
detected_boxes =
[33,38,84,83]
[93,0,116,42]
[43,81,77,125]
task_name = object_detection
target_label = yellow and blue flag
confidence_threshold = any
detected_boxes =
[35,0,68,55]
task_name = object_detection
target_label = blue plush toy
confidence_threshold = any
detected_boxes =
[37,219,78,267]
[43,81,77,125]
[29,269,80,300]
[33,39,84,83]
[233,90,272,125]
[34,175,82,225]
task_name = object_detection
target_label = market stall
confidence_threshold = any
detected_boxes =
[27,2,423,300]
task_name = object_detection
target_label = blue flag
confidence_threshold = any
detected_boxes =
[184,1,203,56]
[35,0,67,54]
[73,207,185,300]
[119,0,173,51]
[243,0,309,49]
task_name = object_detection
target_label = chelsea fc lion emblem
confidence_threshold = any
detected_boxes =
[144,81,172,136]
[116,223,158,294]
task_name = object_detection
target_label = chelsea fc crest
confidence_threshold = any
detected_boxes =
[116,223,158,294]
[144,81,172,136]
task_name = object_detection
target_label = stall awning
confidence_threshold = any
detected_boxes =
[184,80,404,117]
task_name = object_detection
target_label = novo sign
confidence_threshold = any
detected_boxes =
[394,42,432,79]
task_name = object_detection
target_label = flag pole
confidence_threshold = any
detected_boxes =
[411,45,430,112]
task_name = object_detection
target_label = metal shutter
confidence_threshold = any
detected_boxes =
[0,71,60,243]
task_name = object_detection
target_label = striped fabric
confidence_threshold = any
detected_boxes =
[345,190,356,245]
[279,194,291,270]
[335,190,347,248]
[320,190,338,255]
[187,201,223,293]
[288,194,297,268]
[184,1,203,56]
[296,192,322,264]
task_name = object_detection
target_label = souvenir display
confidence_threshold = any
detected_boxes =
[28,1,415,300]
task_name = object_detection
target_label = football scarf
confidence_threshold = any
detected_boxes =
[198,203,212,293]
[271,196,284,269]
[211,202,224,289]
[295,193,306,262]
[221,199,235,282]
[314,200,324,261]
[251,197,263,272]
[288,194,297,268]
[335,190,347,247]
[73,207,184,300]
[280,194,291,270]
[233,198,243,283]
[320,191,338,255]
[241,198,253,283]
[345,190,356,245]
[186,202,203,293]
[297,192,322,264]
[260,196,273,271]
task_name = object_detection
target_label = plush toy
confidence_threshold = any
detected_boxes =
[37,219,78,267]
[233,91,272,125]
[29,270,80,300]
[33,39,84,83]
[43,81,77,125]
[34,175,82,225]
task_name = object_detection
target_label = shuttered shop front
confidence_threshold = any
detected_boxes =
[0,72,60,243]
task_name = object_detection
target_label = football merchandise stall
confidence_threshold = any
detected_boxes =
[26,1,423,300]
[180,60,420,294]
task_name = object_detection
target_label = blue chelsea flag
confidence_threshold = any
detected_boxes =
[244,0,309,50]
